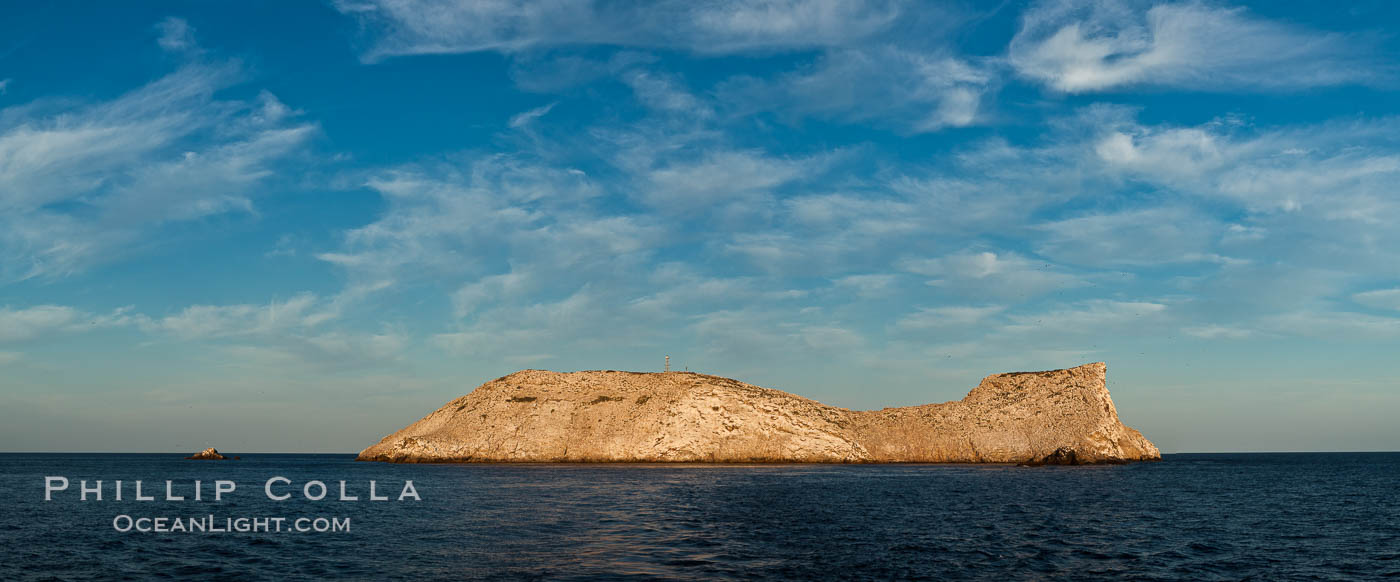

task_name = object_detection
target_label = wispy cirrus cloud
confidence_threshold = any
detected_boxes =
[156,17,197,53]
[894,305,1006,330]
[336,0,905,61]
[1089,113,1400,215]
[719,46,993,132]
[154,293,331,339]
[1260,309,1400,339]
[1009,0,1384,92]
[0,63,316,281]
[507,101,556,128]
[1353,288,1400,312]
[316,155,636,282]
[337,0,988,134]
[313,89,1400,373]
[8,4,1400,453]
[0,305,86,342]
[1034,206,1223,267]
[0,304,143,342]
[1082,115,1400,278]
[0,290,405,372]
[1006,299,1169,335]
[900,250,1085,299]
[638,149,819,212]
[1182,324,1253,339]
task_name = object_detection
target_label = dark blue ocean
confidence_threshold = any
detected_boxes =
[1,453,1397,580]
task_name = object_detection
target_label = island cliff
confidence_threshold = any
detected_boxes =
[357,362,1159,464]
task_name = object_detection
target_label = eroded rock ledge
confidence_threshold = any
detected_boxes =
[357,362,1159,464]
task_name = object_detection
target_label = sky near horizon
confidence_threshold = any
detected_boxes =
[2,0,1398,454]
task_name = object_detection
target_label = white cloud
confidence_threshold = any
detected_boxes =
[1078,116,1400,278]
[451,272,529,318]
[947,110,1400,283]
[629,267,803,320]
[1094,127,1225,178]
[623,71,712,117]
[1005,299,1168,334]
[0,79,10,95]
[433,286,615,356]
[507,51,658,93]
[1354,288,1400,311]
[900,250,1083,299]
[318,154,700,362]
[0,305,81,342]
[328,97,1400,375]
[300,44,1400,384]
[1035,206,1221,267]
[786,194,912,231]
[508,102,556,128]
[1262,309,1400,339]
[1182,324,1253,339]
[713,173,1048,277]
[429,330,498,357]
[832,274,897,298]
[720,46,992,132]
[1088,117,1400,216]
[101,290,409,369]
[156,17,197,52]
[318,156,626,280]
[213,328,410,372]
[0,64,316,281]
[1215,151,1400,217]
[723,231,873,276]
[688,309,795,361]
[337,0,904,61]
[305,331,407,361]
[799,325,864,351]
[1010,0,1380,92]
[339,2,979,134]
[641,149,814,212]
[688,0,902,52]
[0,304,144,342]
[155,293,329,339]
[895,305,1005,330]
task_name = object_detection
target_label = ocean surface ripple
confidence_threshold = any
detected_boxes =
[1,453,1397,580]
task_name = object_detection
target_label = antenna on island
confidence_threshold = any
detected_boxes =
[665,355,670,372]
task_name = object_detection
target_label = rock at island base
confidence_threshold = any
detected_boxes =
[358,362,1160,465]
[1022,447,1081,466]
[185,447,229,460]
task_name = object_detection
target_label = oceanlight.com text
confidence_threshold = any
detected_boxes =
[112,515,351,533]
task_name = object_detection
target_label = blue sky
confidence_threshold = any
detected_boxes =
[2,0,1399,453]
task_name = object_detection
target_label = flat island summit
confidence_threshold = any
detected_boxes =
[359,362,1158,464]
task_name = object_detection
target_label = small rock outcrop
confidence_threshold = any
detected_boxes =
[185,447,229,460]
[357,362,1159,464]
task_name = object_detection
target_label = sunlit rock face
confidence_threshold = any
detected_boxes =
[357,362,1159,464]
[185,447,229,460]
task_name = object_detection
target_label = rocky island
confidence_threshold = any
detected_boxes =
[358,362,1159,464]
[185,447,230,460]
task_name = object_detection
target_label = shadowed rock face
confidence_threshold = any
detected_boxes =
[357,362,1159,464]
